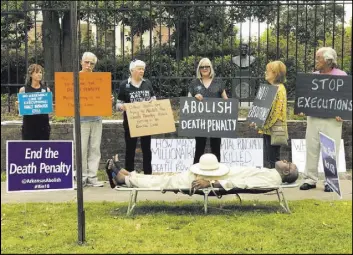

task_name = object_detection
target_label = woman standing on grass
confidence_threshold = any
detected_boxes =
[18,64,51,140]
[188,58,229,164]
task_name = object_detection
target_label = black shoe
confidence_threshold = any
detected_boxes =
[300,183,316,190]
[324,184,333,192]
[105,159,116,189]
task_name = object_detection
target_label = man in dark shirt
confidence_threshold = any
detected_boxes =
[116,60,156,174]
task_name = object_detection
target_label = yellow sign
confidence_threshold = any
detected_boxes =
[125,99,176,137]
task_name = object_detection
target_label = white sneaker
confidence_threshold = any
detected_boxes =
[87,181,104,187]
[74,181,87,190]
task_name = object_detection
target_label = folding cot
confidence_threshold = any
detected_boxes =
[114,183,299,216]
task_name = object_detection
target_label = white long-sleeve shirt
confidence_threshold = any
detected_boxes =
[125,166,282,191]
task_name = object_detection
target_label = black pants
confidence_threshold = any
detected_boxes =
[263,134,280,168]
[193,137,221,164]
[22,124,51,140]
[124,128,152,175]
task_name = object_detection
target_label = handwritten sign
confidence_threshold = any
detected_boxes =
[125,99,176,138]
[54,72,112,116]
[151,138,263,173]
[178,97,239,138]
[247,84,278,127]
[291,139,346,173]
[6,141,74,192]
[294,73,352,120]
[17,92,53,115]
[319,132,342,197]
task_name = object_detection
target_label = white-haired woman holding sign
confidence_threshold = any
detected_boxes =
[116,59,156,175]
[188,58,228,164]
[299,47,347,192]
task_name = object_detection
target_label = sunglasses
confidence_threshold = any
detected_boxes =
[200,66,210,70]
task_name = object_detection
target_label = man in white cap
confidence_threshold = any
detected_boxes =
[116,59,156,175]
[105,153,298,190]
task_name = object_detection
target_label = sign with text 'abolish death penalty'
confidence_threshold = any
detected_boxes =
[6,141,74,193]
[247,84,278,127]
[125,99,176,138]
[319,132,342,198]
[17,92,53,115]
[54,72,112,117]
[294,73,352,120]
[178,97,239,138]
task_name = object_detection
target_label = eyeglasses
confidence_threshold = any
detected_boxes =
[83,60,96,66]
[200,66,210,70]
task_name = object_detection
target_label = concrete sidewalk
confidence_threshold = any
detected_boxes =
[1,180,352,204]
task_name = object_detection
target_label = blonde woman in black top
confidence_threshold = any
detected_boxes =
[188,58,228,163]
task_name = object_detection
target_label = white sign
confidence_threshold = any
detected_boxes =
[221,138,263,168]
[291,139,346,173]
[151,138,263,173]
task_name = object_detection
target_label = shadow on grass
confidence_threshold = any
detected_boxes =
[109,201,284,217]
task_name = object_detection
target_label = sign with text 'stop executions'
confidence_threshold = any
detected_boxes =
[151,138,263,173]
[54,72,112,117]
[319,132,342,198]
[125,99,176,138]
[247,84,278,127]
[17,92,53,115]
[291,139,346,173]
[178,97,239,138]
[6,141,74,193]
[294,73,352,120]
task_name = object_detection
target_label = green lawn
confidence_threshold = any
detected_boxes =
[1,200,352,254]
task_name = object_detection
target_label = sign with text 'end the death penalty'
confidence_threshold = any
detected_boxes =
[294,73,352,120]
[178,97,239,138]
[6,141,74,193]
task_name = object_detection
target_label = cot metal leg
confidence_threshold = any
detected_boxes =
[203,189,212,214]
[234,193,242,204]
[276,189,291,214]
[127,190,138,216]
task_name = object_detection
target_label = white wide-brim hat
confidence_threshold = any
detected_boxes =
[189,153,229,177]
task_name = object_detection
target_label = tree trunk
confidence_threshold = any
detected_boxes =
[61,11,73,72]
[176,20,189,61]
[42,9,62,89]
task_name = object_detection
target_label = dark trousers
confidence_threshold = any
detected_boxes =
[124,128,152,175]
[193,137,221,164]
[22,124,50,140]
[263,134,280,168]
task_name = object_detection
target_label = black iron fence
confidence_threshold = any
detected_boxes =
[1,0,352,112]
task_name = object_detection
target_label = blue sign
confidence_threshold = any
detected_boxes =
[18,92,53,115]
[6,141,74,193]
[319,132,342,198]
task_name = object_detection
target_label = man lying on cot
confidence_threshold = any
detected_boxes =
[105,153,299,190]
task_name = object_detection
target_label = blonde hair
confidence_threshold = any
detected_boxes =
[25,64,44,87]
[196,58,215,79]
[266,60,287,84]
[316,47,338,68]
[81,52,98,64]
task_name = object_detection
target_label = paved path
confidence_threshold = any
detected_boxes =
[2,180,352,204]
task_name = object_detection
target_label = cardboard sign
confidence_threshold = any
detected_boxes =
[17,92,53,115]
[54,72,112,117]
[151,138,263,173]
[294,73,352,120]
[125,99,176,138]
[319,132,342,198]
[291,139,346,173]
[178,97,239,138]
[6,141,74,192]
[247,84,278,127]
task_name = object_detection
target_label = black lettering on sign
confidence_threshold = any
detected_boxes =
[178,97,239,138]
[247,84,278,127]
[294,73,352,120]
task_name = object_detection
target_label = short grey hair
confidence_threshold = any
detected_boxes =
[196,58,215,79]
[316,47,338,68]
[82,52,98,64]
